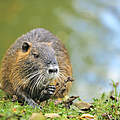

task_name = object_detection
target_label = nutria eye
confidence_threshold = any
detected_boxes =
[22,42,30,52]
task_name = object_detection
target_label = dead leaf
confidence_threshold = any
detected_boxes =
[54,96,79,107]
[74,101,92,111]
[67,115,76,119]
[29,113,45,120]
[79,114,95,120]
[64,96,79,103]
[45,113,60,118]
[0,114,4,118]
[63,96,79,108]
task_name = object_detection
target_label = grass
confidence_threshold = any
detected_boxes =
[0,82,120,120]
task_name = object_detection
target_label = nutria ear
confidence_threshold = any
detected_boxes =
[22,42,31,52]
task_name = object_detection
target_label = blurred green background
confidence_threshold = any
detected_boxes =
[0,0,120,101]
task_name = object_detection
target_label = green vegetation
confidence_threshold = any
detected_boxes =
[0,82,120,120]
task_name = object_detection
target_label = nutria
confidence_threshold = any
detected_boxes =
[0,28,73,107]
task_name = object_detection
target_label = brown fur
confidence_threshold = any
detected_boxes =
[0,28,73,105]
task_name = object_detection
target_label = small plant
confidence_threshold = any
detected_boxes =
[0,81,120,120]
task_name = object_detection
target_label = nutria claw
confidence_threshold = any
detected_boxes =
[46,85,56,95]
[39,85,56,102]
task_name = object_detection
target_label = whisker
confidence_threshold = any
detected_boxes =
[25,71,38,78]
[31,74,41,94]
[27,72,40,80]
[37,72,46,88]
[30,74,40,96]
[36,73,44,88]
[30,71,44,96]
[36,74,45,94]
[28,72,41,90]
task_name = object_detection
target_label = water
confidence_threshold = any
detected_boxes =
[0,0,120,101]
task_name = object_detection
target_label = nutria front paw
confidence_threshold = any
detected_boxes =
[46,85,56,96]
[39,85,56,102]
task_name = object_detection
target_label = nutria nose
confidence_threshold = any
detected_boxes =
[48,68,58,74]
[47,66,59,75]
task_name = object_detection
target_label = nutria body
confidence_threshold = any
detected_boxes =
[0,28,73,107]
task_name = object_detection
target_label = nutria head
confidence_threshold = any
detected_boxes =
[14,41,59,94]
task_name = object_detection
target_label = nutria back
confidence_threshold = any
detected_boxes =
[0,28,73,107]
